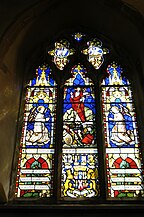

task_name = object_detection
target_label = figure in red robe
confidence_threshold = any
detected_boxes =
[70,87,86,122]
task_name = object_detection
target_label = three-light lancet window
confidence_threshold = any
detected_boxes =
[14,32,144,201]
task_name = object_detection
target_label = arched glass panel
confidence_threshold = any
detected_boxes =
[61,64,100,198]
[15,65,57,198]
[101,62,144,198]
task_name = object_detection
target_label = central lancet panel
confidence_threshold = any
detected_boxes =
[61,64,100,199]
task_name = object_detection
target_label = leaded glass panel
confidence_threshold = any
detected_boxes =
[15,65,57,198]
[101,62,144,198]
[61,64,100,198]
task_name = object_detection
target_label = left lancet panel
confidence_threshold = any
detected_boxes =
[15,65,57,198]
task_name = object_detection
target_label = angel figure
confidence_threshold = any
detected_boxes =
[26,105,50,146]
[109,105,134,146]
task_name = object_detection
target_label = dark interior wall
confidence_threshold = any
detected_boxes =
[0,21,33,200]
[0,0,144,211]
[0,0,40,39]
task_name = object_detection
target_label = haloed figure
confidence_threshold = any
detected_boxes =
[26,105,50,146]
[70,87,86,122]
[109,105,134,146]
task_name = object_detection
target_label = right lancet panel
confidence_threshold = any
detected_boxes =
[101,62,144,198]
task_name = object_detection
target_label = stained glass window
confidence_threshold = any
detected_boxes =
[101,62,144,198]
[48,40,75,70]
[73,32,85,42]
[82,38,109,69]
[14,32,144,203]
[61,64,99,198]
[15,65,57,198]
